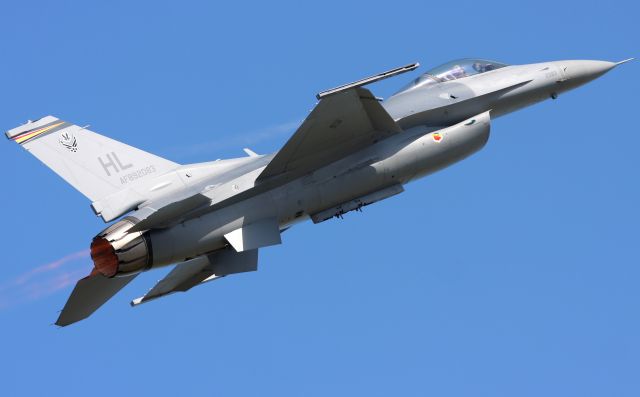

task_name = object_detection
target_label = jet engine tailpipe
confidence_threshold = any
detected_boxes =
[90,218,152,278]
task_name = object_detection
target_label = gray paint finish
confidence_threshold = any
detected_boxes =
[5,57,629,325]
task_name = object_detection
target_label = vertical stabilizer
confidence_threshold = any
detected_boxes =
[6,116,179,202]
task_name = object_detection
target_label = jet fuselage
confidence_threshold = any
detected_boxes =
[126,59,621,270]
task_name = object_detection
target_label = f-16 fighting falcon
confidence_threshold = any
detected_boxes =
[6,57,632,326]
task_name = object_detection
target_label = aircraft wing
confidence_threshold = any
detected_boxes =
[256,86,402,183]
[131,248,258,306]
[258,62,419,184]
[125,64,418,232]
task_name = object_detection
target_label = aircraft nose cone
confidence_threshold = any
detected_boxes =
[558,60,617,88]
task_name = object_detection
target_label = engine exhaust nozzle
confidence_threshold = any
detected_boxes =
[90,236,119,277]
[89,218,152,278]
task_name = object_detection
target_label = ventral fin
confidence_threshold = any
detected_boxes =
[224,218,281,252]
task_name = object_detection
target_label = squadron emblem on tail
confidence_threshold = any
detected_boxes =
[59,131,77,152]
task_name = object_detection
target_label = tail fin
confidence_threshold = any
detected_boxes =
[6,116,178,202]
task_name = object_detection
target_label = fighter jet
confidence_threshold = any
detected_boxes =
[6,57,632,326]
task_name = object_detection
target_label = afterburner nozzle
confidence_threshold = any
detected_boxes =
[90,237,118,277]
[90,218,152,278]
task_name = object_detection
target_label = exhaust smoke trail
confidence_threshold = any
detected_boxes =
[0,249,90,309]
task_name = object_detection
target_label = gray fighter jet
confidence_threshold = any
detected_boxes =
[6,57,632,326]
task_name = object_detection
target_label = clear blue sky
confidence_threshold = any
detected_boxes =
[1,1,638,395]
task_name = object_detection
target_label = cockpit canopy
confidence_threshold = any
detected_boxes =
[394,58,509,94]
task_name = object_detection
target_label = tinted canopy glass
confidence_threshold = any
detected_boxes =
[394,58,509,93]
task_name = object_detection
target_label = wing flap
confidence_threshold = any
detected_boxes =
[128,193,211,232]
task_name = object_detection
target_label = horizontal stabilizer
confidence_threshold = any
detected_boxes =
[56,273,137,326]
[224,218,281,252]
[131,248,258,306]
